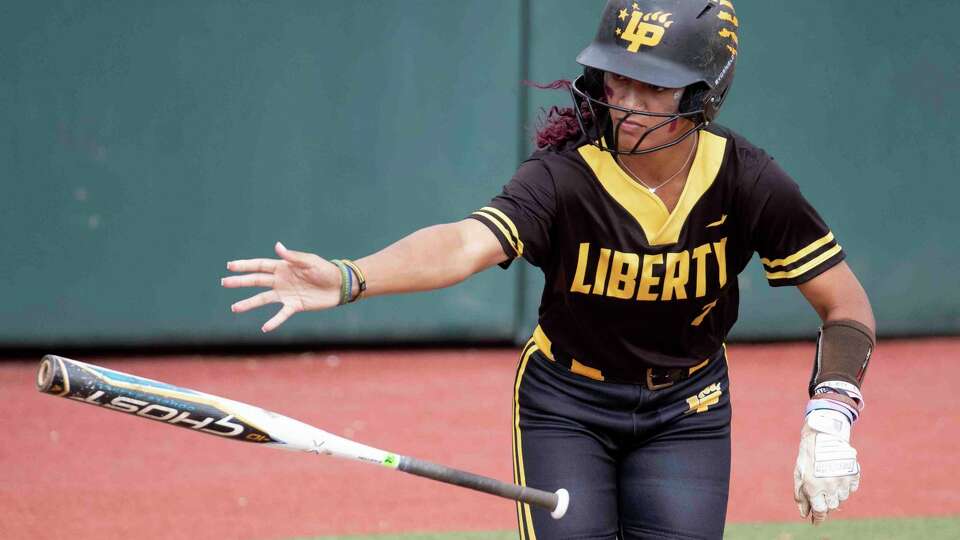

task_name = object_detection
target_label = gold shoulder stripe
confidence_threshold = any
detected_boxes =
[476,208,524,256]
[765,244,842,280]
[577,131,727,246]
[480,207,521,244]
[761,232,835,269]
[471,210,523,257]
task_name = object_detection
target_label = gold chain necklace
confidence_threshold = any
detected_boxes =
[618,133,698,194]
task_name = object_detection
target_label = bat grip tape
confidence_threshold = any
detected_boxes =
[397,456,564,516]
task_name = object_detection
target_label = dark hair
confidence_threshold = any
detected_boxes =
[526,80,595,150]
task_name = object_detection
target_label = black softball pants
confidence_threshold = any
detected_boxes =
[512,345,732,540]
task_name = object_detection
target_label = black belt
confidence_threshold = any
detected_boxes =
[551,348,707,390]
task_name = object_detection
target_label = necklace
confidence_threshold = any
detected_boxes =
[618,134,698,194]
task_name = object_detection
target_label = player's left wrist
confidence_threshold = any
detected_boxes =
[805,380,864,425]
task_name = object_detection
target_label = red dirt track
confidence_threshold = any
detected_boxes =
[2,339,958,539]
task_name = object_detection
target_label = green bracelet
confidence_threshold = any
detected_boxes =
[331,260,351,306]
[341,259,367,301]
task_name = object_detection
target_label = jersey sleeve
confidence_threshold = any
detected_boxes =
[468,159,556,268]
[745,158,846,287]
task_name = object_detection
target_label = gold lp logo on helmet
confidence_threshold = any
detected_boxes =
[616,5,674,53]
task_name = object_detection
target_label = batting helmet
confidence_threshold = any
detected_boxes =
[571,0,740,154]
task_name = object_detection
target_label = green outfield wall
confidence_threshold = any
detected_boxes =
[2,1,957,347]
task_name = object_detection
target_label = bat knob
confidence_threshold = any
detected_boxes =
[551,488,570,520]
[37,355,61,392]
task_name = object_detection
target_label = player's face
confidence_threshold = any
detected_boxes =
[602,71,690,152]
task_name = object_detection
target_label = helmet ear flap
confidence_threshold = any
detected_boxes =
[700,60,736,122]
[583,67,614,141]
[703,85,731,122]
[679,82,708,118]
[582,67,606,100]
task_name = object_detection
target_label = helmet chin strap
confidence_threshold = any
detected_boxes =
[613,111,703,155]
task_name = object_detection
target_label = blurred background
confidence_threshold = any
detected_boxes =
[2,1,959,540]
[3,0,958,349]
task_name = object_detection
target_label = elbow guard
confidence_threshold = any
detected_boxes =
[808,319,876,398]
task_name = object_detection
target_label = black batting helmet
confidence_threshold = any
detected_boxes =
[571,0,740,154]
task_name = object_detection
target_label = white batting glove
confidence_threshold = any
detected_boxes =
[793,408,860,525]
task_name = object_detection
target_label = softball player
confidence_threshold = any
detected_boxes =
[223,1,875,538]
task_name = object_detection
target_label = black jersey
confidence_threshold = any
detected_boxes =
[469,124,844,378]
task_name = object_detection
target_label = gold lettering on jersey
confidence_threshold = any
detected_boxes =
[635,253,663,301]
[691,244,713,298]
[713,238,728,288]
[570,243,592,294]
[568,238,729,303]
[592,248,612,296]
[608,251,640,299]
[661,251,690,301]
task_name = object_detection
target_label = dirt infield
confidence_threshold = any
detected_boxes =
[1,338,957,540]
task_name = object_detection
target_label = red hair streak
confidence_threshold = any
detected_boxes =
[524,80,594,149]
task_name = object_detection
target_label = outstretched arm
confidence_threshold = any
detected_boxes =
[354,219,510,298]
[221,219,508,332]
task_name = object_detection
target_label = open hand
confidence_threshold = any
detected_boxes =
[221,242,341,332]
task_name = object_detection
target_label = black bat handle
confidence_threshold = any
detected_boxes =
[397,456,569,519]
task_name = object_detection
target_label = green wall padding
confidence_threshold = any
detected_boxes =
[2,1,956,347]
[1,1,524,346]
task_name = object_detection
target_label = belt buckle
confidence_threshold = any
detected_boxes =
[645,367,675,391]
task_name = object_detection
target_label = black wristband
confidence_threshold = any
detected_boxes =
[808,319,875,397]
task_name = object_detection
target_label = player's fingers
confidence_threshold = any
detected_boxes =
[227,258,278,273]
[793,461,806,494]
[220,273,275,289]
[825,492,840,510]
[797,496,811,518]
[811,510,828,526]
[231,290,279,314]
[275,241,318,268]
[850,474,861,493]
[793,465,810,517]
[262,304,295,333]
[810,492,828,514]
[838,484,851,502]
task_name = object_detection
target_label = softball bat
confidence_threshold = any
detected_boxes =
[36,354,569,519]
